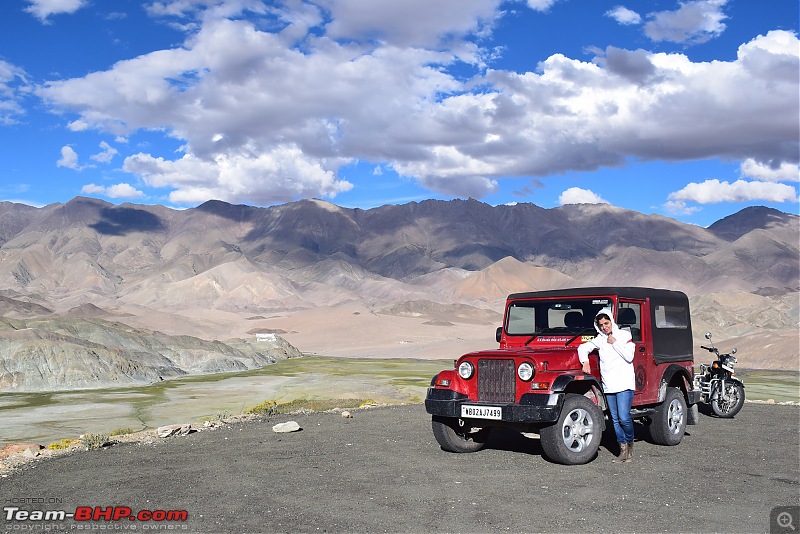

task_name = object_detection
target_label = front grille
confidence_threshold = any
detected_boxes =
[478,359,516,403]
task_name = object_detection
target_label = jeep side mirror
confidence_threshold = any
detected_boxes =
[704,332,712,340]
[496,327,502,343]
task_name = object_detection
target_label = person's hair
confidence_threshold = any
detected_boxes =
[596,313,611,324]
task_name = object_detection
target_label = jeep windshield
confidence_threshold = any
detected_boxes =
[505,297,614,340]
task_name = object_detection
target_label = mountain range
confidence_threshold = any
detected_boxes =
[0,196,797,391]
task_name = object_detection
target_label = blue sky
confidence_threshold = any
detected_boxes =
[1,0,798,227]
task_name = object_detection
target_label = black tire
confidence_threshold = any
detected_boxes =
[650,387,687,446]
[431,416,490,453]
[711,381,745,418]
[539,393,603,465]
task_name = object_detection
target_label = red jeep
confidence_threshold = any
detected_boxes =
[425,287,701,464]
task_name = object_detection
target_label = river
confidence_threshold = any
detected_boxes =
[0,358,796,445]
[0,357,446,444]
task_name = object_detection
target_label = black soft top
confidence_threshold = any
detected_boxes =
[508,287,688,302]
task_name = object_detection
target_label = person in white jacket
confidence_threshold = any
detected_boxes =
[578,308,636,463]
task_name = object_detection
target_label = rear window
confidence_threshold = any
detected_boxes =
[654,304,689,329]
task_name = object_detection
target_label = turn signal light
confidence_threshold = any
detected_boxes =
[712,362,720,369]
[531,382,550,390]
[435,378,451,387]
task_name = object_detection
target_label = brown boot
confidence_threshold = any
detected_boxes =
[612,442,628,463]
[623,441,634,463]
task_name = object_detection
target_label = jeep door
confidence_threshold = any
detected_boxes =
[618,300,655,405]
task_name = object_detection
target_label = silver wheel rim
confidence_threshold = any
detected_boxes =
[718,385,740,413]
[667,398,685,434]
[560,408,595,452]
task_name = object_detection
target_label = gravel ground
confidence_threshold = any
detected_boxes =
[1,402,798,534]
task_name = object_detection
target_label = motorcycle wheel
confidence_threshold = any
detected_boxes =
[711,381,745,418]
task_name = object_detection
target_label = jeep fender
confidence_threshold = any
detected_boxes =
[657,364,694,403]
[551,374,607,412]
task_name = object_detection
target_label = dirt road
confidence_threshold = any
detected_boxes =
[2,403,798,533]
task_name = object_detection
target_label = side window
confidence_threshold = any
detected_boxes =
[548,309,567,328]
[618,302,642,342]
[654,304,689,329]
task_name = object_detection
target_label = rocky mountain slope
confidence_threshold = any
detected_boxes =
[0,309,301,391]
[0,197,797,390]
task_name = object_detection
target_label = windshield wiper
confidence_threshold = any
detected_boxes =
[525,331,543,346]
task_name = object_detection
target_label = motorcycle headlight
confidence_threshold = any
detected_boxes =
[458,361,474,379]
[517,362,534,381]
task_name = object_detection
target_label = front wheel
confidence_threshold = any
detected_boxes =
[431,416,490,453]
[650,387,687,446]
[711,381,745,418]
[539,393,603,465]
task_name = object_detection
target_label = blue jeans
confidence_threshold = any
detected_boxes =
[606,389,635,444]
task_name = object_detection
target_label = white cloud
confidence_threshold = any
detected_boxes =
[106,183,145,198]
[559,187,609,205]
[325,0,501,48]
[668,179,799,204]
[0,60,28,125]
[81,182,144,199]
[67,119,90,131]
[526,0,559,12]
[80,183,104,194]
[123,145,353,205]
[606,6,641,26]
[663,199,701,216]
[145,0,268,20]
[740,159,799,183]
[24,0,88,22]
[644,0,728,44]
[34,4,799,205]
[90,141,118,163]
[600,47,656,84]
[56,145,81,170]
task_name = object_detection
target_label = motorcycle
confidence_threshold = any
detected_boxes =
[694,332,745,418]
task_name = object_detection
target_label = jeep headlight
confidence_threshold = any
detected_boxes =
[517,362,534,381]
[458,361,474,379]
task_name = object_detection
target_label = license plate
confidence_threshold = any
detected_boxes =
[461,405,502,420]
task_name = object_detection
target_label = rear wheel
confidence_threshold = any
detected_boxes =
[539,393,603,465]
[650,387,687,445]
[711,381,745,418]
[431,416,490,453]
